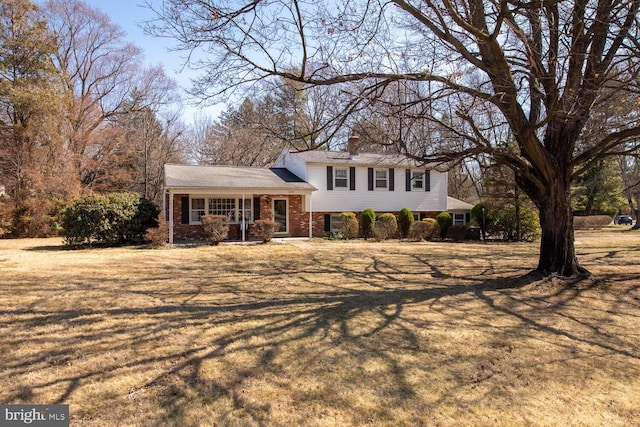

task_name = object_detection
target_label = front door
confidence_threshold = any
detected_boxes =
[273,198,288,234]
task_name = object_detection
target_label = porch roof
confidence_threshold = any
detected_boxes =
[164,164,316,193]
[447,196,474,211]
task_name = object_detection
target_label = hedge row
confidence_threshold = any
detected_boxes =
[573,215,613,229]
[62,193,159,246]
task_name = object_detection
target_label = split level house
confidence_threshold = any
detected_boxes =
[163,134,473,243]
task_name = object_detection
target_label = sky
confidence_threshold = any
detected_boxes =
[82,0,222,123]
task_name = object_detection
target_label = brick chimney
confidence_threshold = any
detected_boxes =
[347,131,360,156]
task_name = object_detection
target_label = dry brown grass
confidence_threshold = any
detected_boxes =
[1,230,639,426]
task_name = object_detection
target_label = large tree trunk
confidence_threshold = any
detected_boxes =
[535,180,588,277]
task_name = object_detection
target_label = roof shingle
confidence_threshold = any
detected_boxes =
[164,164,316,192]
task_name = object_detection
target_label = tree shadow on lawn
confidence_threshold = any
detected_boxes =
[2,249,640,425]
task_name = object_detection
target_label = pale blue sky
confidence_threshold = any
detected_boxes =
[80,0,221,123]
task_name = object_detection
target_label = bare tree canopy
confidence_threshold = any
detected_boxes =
[146,0,640,278]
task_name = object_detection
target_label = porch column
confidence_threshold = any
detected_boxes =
[308,193,313,239]
[168,189,174,244]
[242,192,246,242]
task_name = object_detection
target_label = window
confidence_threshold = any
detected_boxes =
[375,169,388,189]
[330,214,344,232]
[189,197,255,224]
[454,213,466,226]
[412,171,424,189]
[334,168,349,188]
[191,198,206,223]
[209,198,236,222]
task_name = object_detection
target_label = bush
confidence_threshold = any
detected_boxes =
[145,214,169,247]
[491,206,541,241]
[408,220,431,241]
[201,215,229,245]
[253,219,280,243]
[62,195,110,245]
[436,212,453,239]
[573,215,613,230]
[398,208,414,239]
[107,193,159,244]
[422,218,440,240]
[445,225,469,241]
[362,208,376,239]
[61,193,159,246]
[340,212,359,239]
[373,213,398,241]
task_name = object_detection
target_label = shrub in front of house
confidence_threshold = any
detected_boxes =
[145,214,169,247]
[62,193,158,246]
[398,208,414,239]
[340,212,359,239]
[362,208,376,239]
[408,220,431,241]
[253,219,280,243]
[436,212,453,239]
[445,225,469,241]
[373,213,398,241]
[421,218,440,240]
[201,214,229,245]
[107,193,159,244]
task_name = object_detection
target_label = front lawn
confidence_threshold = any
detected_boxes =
[1,232,639,426]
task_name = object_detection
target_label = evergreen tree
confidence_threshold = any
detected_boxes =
[0,0,70,235]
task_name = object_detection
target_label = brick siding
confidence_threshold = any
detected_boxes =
[168,193,310,241]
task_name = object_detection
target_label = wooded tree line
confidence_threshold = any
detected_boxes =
[0,0,185,236]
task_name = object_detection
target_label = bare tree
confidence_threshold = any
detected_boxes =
[118,105,186,205]
[186,79,349,166]
[185,113,217,165]
[213,98,283,166]
[44,0,143,186]
[146,0,640,278]
[45,0,187,196]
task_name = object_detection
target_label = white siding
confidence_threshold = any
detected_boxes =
[273,150,307,180]
[306,164,448,212]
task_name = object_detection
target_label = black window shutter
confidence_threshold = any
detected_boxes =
[324,214,331,232]
[368,168,374,191]
[349,167,356,191]
[466,212,471,224]
[405,169,411,192]
[326,166,333,190]
[389,168,395,191]
[425,169,431,192]
[181,197,190,224]
[253,197,261,221]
